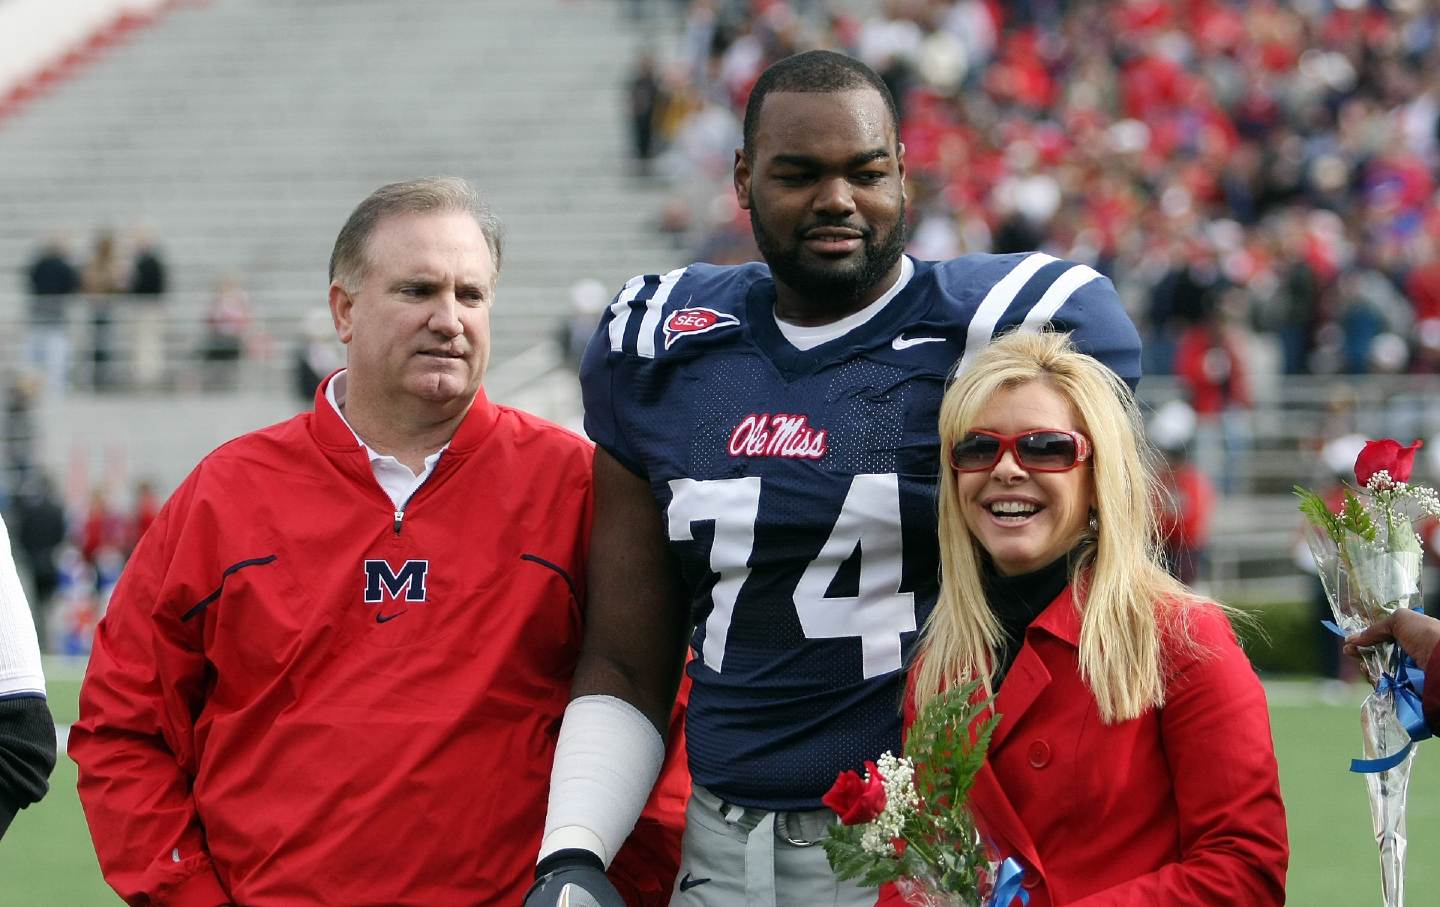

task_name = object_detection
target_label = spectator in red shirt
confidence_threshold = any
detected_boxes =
[1149,401,1215,587]
[1174,292,1253,494]
[129,480,161,553]
[77,490,124,568]
[1404,235,1440,324]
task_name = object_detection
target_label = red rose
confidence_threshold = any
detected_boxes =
[1354,439,1423,489]
[822,760,887,825]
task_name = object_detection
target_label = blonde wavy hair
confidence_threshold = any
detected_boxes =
[913,330,1206,723]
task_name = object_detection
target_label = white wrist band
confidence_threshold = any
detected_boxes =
[538,694,666,868]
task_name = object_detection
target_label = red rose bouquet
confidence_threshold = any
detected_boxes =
[820,680,1025,907]
[1295,438,1438,907]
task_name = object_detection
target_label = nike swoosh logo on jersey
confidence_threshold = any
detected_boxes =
[891,333,946,350]
[678,873,711,892]
[375,610,406,624]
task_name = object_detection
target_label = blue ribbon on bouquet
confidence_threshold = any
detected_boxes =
[988,857,1030,907]
[1322,619,1431,773]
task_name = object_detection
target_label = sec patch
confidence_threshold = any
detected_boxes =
[663,307,739,348]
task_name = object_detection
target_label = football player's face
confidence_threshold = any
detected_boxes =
[330,210,493,409]
[736,89,906,310]
[954,381,1095,577]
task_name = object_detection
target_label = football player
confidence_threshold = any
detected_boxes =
[527,51,1142,906]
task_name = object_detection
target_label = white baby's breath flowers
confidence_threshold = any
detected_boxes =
[1412,485,1440,517]
[1346,471,1440,534]
[859,751,921,857]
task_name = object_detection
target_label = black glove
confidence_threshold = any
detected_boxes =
[522,849,626,907]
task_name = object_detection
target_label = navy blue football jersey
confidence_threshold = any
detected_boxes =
[580,253,1141,811]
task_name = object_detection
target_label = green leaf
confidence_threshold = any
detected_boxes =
[1294,486,1341,540]
[1340,489,1377,542]
[896,679,997,896]
[822,820,904,887]
[823,824,881,882]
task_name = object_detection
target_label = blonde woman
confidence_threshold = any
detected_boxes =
[902,331,1287,905]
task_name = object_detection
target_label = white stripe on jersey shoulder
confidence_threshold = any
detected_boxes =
[606,273,650,353]
[636,267,686,358]
[606,267,688,357]
[1018,263,1102,334]
[956,252,1058,373]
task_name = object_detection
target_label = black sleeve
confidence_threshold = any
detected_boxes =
[0,695,58,839]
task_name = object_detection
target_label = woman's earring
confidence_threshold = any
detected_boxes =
[1088,511,1099,532]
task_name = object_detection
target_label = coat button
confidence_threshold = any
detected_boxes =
[1022,870,1040,890]
[1027,740,1051,768]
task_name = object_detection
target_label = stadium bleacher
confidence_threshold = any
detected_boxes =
[2,0,1438,605]
[0,0,719,498]
[0,0,690,417]
[4,7,1440,905]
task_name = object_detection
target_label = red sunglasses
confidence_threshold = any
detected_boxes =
[949,429,1093,473]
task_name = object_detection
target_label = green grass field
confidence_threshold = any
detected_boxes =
[3,667,1437,904]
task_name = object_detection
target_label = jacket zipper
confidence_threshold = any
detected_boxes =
[392,453,444,536]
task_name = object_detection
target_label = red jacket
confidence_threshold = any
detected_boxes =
[70,380,687,906]
[1155,463,1215,551]
[887,591,1287,905]
[1173,325,1251,417]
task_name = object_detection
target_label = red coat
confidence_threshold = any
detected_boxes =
[71,381,687,906]
[887,590,1287,905]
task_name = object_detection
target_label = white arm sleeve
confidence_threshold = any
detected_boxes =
[0,515,45,699]
[538,694,666,868]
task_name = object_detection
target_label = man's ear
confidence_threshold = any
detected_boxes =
[897,141,907,192]
[734,148,752,211]
[328,282,355,344]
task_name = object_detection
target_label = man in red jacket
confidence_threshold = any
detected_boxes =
[70,178,686,907]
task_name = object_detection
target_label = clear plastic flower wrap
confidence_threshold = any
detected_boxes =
[1296,439,1438,907]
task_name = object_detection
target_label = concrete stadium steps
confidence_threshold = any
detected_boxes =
[0,0,689,367]
[34,391,305,487]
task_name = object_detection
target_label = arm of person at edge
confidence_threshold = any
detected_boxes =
[1064,606,1287,906]
[1345,608,1440,735]
[0,515,57,841]
[526,447,691,906]
[67,477,234,907]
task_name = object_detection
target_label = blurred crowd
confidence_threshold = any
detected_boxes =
[8,230,344,654]
[612,0,1440,644]
[24,227,172,395]
[17,229,293,399]
[630,0,1440,385]
[12,228,342,488]
[2,467,160,655]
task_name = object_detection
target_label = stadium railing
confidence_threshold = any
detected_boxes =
[6,305,1437,606]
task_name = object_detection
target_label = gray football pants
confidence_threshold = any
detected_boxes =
[669,784,873,907]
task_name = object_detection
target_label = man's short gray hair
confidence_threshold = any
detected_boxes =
[328,177,504,289]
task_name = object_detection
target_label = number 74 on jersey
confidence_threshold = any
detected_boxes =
[667,473,916,680]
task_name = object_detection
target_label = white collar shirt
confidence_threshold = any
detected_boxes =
[325,370,447,510]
